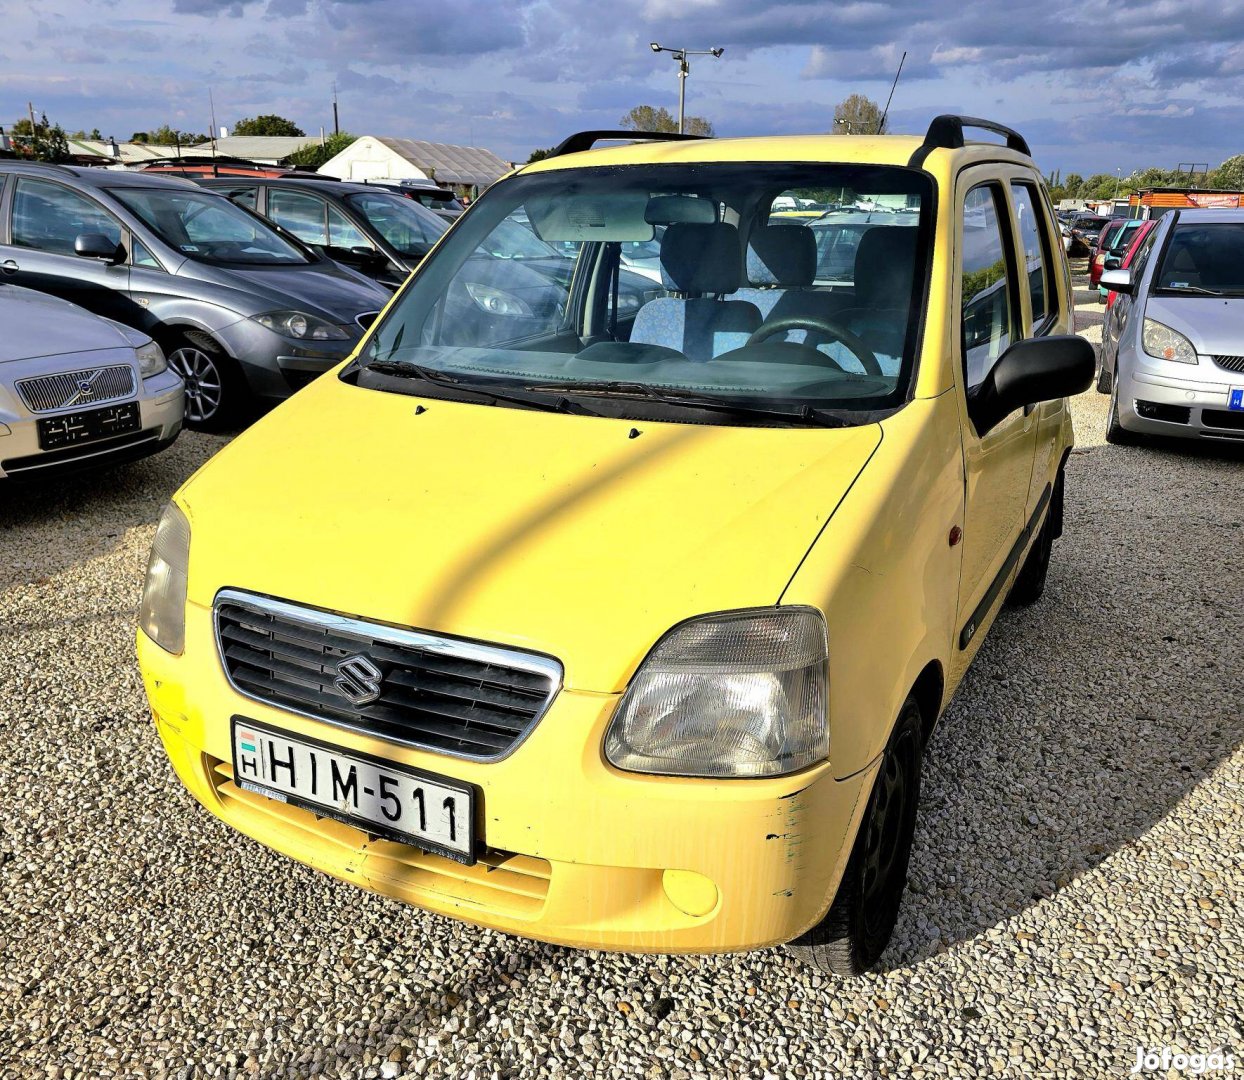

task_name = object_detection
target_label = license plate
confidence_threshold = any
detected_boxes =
[230,718,475,863]
[1229,387,1244,411]
[37,401,140,450]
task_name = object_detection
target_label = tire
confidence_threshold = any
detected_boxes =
[784,697,924,977]
[1007,475,1060,606]
[1105,369,1136,446]
[165,331,248,432]
[1095,351,1112,394]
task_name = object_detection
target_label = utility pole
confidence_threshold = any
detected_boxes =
[649,43,723,134]
[332,82,339,136]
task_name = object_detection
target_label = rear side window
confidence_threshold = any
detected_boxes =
[961,184,1014,390]
[11,178,122,255]
[1009,182,1051,330]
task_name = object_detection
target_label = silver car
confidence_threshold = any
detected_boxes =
[0,283,183,480]
[1099,208,1244,444]
[0,163,389,430]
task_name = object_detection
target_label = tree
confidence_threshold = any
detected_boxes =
[619,105,714,137]
[1211,154,1244,190]
[527,146,555,163]
[1062,173,1084,197]
[10,114,69,162]
[285,132,355,168]
[232,114,306,137]
[831,94,886,135]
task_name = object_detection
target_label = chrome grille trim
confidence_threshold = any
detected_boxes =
[16,365,136,413]
[355,311,380,331]
[213,589,562,762]
[1211,354,1244,373]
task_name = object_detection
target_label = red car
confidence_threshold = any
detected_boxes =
[1089,218,1148,292]
[1101,219,1156,309]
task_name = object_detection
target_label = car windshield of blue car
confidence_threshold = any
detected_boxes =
[1153,223,1244,296]
[346,192,447,257]
[354,162,933,419]
[113,188,311,266]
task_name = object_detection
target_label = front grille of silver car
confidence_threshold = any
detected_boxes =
[15,365,136,413]
[1211,354,1244,373]
[214,590,562,761]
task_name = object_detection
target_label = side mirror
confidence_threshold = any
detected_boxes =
[969,335,1095,436]
[75,233,125,264]
[1099,268,1133,294]
[1103,255,1122,271]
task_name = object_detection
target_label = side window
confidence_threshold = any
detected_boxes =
[327,205,373,250]
[1129,229,1159,282]
[266,189,328,245]
[1009,182,1051,330]
[221,186,258,211]
[961,184,1014,391]
[131,238,162,269]
[11,178,122,256]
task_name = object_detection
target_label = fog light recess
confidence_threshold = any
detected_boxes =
[662,869,720,918]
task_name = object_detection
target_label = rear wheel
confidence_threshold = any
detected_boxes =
[784,698,923,976]
[166,331,247,431]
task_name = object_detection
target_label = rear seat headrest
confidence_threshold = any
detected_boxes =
[746,223,816,287]
[659,222,744,295]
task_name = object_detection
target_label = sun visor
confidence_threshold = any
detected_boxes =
[527,193,654,242]
[644,195,717,224]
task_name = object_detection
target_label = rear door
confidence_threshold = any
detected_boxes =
[952,170,1039,670]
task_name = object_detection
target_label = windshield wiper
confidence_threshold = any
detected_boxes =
[519,379,851,427]
[364,360,586,414]
[1160,283,1224,296]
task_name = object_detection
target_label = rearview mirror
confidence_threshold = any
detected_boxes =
[969,335,1095,436]
[1099,268,1134,295]
[74,233,125,265]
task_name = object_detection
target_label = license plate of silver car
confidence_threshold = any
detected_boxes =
[230,718,475,862]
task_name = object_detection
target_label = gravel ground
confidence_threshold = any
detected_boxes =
[1,274,1241,1079]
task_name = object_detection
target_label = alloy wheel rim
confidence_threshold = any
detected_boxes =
[168,347,223,422]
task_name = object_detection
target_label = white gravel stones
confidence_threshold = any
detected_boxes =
[1,271,1241,1078]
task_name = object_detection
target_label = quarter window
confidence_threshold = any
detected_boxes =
[961,184,1014,391]
[1009,182,1050,328]
[327,205,373,251]
[11,178,122,256]
[131,238,161,269]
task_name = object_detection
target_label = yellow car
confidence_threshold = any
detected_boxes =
[138,115,1093,975]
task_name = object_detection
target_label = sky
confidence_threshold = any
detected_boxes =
[2,0,1244,177]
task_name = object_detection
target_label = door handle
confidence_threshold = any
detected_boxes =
[0,260,17,274]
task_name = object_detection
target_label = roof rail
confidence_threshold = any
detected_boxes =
[548,130,709,159]
[1,159,82,176]
[921,115,1030,156]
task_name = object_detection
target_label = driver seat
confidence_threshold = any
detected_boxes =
[629,222,761,361]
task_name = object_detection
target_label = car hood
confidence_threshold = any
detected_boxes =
[180,376,881,693]
[1144,295,1244,356]
[188,263,389,323]
[0,285,134,363]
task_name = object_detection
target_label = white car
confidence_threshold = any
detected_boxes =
[0,284,184,479]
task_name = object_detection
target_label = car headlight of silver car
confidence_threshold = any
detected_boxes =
[139,502,191,655]
[604,607,829,779]
[1142,318,1198,364]
[134,339,168,378]
[251,310,349,341]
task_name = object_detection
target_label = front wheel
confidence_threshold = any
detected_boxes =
[1105,369,1137,446]
[784,698,924,976]
[166,332,247,431]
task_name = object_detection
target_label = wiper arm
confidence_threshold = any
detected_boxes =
[364,360,584,414]
[520,379,850,427]
[1162,283,1224,296]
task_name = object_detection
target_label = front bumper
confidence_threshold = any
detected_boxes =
[138,605,876,953]
[214,321,361,402]
[1115,351,1244,441]
[0,369,184,479]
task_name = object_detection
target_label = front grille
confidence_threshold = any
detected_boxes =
[214,590,561,761]
[1202,409,1244,431]
[1211,354,1244,373]
[16,365,136,413]
[205,756,551,918]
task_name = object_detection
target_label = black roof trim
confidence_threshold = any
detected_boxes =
[548,130,709,158]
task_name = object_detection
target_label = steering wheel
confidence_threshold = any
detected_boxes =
[746,315,883,376]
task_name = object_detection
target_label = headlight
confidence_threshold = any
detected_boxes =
[465,282,534,317]
[139,502,191,655]
[1142,318,1197,364]
[604,608,829,778]
[135,339,167,378]
[251,310,349,341]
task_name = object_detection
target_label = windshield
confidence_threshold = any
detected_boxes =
[1154,222,1244,295]
[354,163,932,424]
[345,192,447,257]
[112,188,310,265]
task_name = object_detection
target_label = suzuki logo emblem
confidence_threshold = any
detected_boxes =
[334,654,383,707]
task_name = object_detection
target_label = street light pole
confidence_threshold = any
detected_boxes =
[650,43,723,134]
